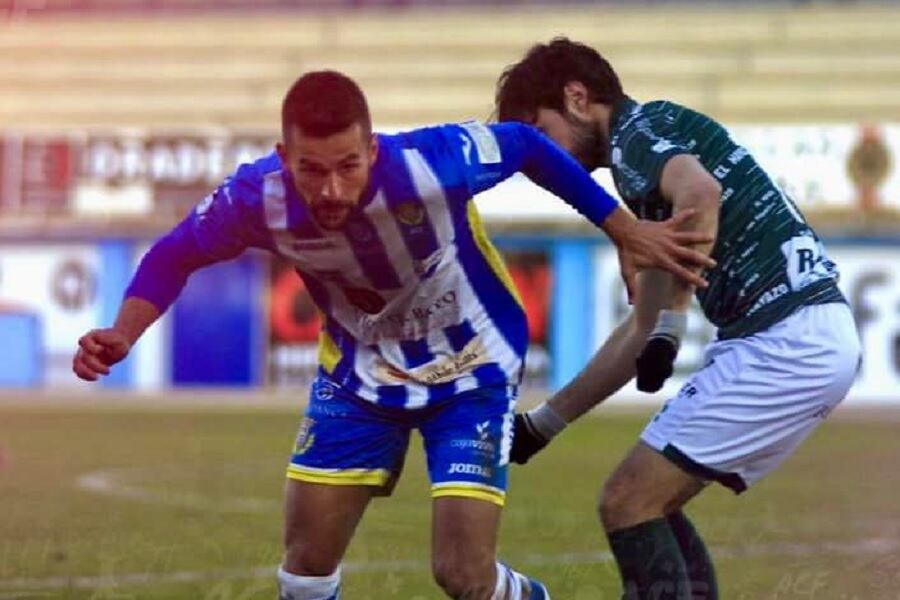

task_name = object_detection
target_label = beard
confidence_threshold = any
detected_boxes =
[310,199,355,230]
[565,112,609,171]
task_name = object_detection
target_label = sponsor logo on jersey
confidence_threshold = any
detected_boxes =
[460,121,502,165]
[291,239,336,252]
[448,462,493,478]
[450,438,496,454]
[343,287,386,314]
[374,337,490,386]
[747,283,790,316]
[359,289,461,343]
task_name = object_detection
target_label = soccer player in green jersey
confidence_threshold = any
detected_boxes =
[495,38,861,599]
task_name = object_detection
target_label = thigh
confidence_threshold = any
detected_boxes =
[431,496,502,573]
[283,479,372,574]
[419,385,515,508]
[288,376,411,495]
[602,441,706,529]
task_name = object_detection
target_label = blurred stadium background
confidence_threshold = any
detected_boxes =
[1,0,900,598]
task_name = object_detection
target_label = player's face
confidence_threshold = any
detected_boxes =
[533,107,608,170]
[279,122,378,230]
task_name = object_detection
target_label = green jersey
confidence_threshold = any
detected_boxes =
[608,97,845,339]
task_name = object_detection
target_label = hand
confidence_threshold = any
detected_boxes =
[616,209,716,303]
[635,335,678,393]
[72,329,132,382]
[510,413,551,465]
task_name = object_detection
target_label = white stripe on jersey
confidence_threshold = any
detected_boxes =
[402,149,455,247]
[263,172,287,230]
[362,190,419,283]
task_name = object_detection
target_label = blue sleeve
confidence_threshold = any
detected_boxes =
[125,160,273,312]
[451,121,619,228]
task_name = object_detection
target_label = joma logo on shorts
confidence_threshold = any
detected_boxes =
[448,463,492,477]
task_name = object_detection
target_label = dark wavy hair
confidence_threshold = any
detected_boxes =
[495,37,625,122]
[281,70,372,140]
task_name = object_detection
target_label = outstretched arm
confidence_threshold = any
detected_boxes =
[72,163,267,382]
[72,218,234,382]
[458,122,715,295]
[510,270,671,463]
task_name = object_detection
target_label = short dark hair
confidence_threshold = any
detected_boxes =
[495,37,625,123]
[281,70,372,140]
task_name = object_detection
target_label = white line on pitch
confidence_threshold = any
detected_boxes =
[1,537,898,592]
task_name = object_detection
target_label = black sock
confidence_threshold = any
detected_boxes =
[667,511,718,600]
[607,517,691,600]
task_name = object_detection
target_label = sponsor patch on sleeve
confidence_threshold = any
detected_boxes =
[460,121,502,165]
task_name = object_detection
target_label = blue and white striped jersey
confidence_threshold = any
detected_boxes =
[128,121,618,408]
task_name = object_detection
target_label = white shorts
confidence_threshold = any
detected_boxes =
[641,302,861,493]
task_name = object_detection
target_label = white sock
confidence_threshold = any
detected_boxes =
[277,565,341,600]
[492,562,527,600]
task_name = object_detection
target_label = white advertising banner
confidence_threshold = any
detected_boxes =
[593,243,900,405]
[474,124,900,220]
[0,245,100,386]
[130,241,169,390]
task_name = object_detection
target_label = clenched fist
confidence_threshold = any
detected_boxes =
[72,329,132,382]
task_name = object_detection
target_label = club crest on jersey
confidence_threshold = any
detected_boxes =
[293,418,316,456]
[343,287,386,314]
[394,201,425,226]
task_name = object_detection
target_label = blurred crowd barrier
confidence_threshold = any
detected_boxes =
[1,5,900,127]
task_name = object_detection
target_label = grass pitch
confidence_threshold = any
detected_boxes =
[1,395,899,599]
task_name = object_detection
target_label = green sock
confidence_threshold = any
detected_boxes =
[667,511,718,600]
[607,517,691,600]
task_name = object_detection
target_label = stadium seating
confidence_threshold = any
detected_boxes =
[2,4,900,128]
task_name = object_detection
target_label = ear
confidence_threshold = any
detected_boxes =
[562,81,591,119]
[276,141,288,164]
[368,133,379,165]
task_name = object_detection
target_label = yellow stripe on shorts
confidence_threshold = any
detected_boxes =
[431,482,506,507]
[286,465,390,486]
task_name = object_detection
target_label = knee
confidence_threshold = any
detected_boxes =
[599,476,661,532]
[432,557,495,600]
[283,536,340,577]
[598,478,633,531]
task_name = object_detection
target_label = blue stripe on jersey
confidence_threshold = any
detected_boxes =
[427,380,458,402]
[343,213,403,290]
[376,384,408,409]
[443,320,476,352]
[380,150,441,265]
[472,363,510,388]
[400,338,434,369]
[298,269,359,386]
[447,200,528,358]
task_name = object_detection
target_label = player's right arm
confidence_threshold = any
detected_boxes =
[444,121,715,298]
[73,162,270,382]
[511,270,670,464]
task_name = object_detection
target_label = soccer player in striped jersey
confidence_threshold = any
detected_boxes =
[72,70,714,600]
[496,39,862,599]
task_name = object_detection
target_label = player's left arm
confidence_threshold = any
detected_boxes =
[634,154,720,393]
